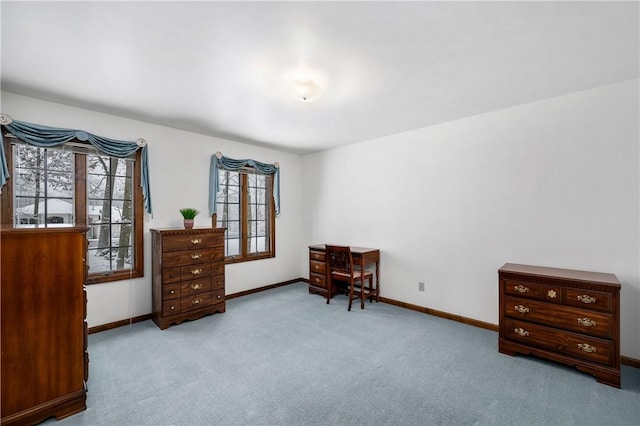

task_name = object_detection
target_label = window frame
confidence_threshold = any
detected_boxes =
[1,135,144,284]
[212,167,276,264]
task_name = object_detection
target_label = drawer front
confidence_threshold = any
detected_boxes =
[162,299,181,316]
[212,274,225,291]
[181,292,213,313]
[503,279,542,300]
[504,296,613,339]
[180,264,214,281]
[181,278,212,296]
[163,267,181,284]
[309,272,326,289]
[163,282,181,300]
[162,249,218,267]
[310,249,325,262]
[212,288,225,304]
[162,233,223,252]
[504,319,614,366]
[564,288,613,313]
[309,260,325,275]
[211,263,225,277]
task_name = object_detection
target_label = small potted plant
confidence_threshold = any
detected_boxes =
[179,208,199,229]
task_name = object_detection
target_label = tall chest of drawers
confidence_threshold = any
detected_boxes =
[151,228,226,330]
[498,263,621,387]
[1,227,89,425]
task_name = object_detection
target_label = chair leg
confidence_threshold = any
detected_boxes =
[348,280,354,311]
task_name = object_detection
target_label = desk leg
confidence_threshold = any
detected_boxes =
[375,260,380,302]
[360,260,366,309]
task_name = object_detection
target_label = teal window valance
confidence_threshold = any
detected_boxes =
[0,113,152,214]
[209,152,280,217]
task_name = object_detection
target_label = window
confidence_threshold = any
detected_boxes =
[215,167,275,262]
[2,137,144,284]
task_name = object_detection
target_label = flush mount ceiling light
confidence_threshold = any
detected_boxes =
[293,79,321,102]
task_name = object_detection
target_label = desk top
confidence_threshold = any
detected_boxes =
[309,244,379,255]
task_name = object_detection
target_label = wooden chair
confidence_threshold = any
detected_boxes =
[325,245,374,311]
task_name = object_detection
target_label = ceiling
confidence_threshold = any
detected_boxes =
[1,1,638,154]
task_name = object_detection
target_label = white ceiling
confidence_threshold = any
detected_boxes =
[1,1,638,154]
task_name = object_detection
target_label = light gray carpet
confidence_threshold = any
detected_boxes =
[49,282,640,425]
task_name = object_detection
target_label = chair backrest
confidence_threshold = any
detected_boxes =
[325,245,353,276]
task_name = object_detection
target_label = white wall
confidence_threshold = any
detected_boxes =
[1,91,305,328]
[302,79,640,359]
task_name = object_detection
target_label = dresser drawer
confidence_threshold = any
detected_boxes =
[212,274,225,291]
[504,318,614,366]
[564,288,613,313]
[309,272,326,288]
[310,260,325,275]
[162,299,181,316]
[162,267,182,284]
[163,283,181,300]
[212,288,225,304]
[180,292,213,313]
[504,296,613,339]
[162,249,221,267]
[180,264,214,281]
[162,233,223,252]
[309,249,325,262]
[503,279,542,300]
[181,278,212,296]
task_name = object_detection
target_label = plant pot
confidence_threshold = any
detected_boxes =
[183,219,194,229]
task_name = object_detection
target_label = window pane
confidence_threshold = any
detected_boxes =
[226,238,240,256]
[46,150,73,172]
[87,154,135,275]
[47,171,74,198]
[13,144,74,227]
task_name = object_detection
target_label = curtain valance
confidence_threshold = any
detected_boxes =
[0,113,152,214]
[209,152,280,217]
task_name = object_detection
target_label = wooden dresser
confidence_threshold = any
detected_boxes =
[151,228,226,330]
[498,263,621,387]
[1,227,89,426]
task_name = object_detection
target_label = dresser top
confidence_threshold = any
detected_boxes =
[499,263,620,286]
[151,227,225,235]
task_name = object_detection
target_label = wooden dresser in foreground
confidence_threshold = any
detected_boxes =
[151,228,226,330]
[498,263,621,387]
[1,227,89,426]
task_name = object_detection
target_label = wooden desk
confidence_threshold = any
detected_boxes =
[308,244,380,300]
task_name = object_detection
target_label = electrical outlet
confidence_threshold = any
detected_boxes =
[418,281,425,292]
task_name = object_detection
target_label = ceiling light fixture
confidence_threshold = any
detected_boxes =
[293,79,321,102]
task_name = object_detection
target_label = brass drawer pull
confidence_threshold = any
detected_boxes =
[314,265,319,271]
[217,294,222,299]
[314,277,320,283]
[170,290,175,294]
[514,327,530,337]
[514,305,529,314]
[578,317,597,327]
[514,285,529,293]
[191,253,202,259]
[547,289,557,298]
[191,283,202,290]
[191,238,202,245]
[191,298,201,305]
[191,268,203,275]
[170,305,175,310]
[577,294,596,304]
[577,343,596,353]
